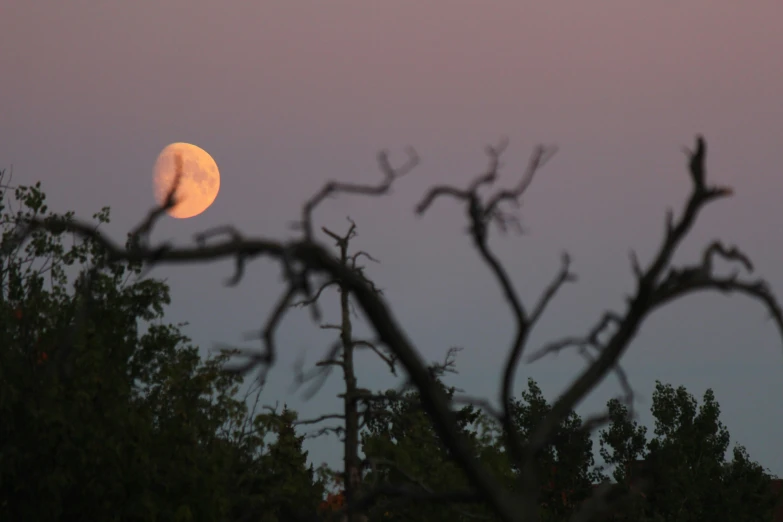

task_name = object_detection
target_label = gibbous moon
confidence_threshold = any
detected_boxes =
[153,142,220,219]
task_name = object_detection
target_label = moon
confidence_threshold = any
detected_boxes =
[152,142,220,219]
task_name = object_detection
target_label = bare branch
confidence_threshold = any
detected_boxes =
[299,148,419,239]
[524,136,752,465]
[528,252,576,326]
[526,312,622,364]
[702,240,754,272]
[292,339,343,400]
[414,142,563,514]
[294,413,346,426]
[292,279,338,307]
[224,285,296,384]
[415,138,511,216]
[302,424,345,440]
[483,144,558,221]
[351,250,380,269]
[353,339,397,375]
[415,186,473,215]
[322,219,357,246]
[427,346,463,378]
[652,270,783,335]
[130,153,183,251]
[629,249,643,279]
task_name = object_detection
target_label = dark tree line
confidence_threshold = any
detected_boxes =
[2,135,783,521]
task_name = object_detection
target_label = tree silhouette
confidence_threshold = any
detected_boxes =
[11,136,783,522]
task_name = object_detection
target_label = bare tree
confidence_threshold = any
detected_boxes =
[13,136,783,522]
[284,219,398,522]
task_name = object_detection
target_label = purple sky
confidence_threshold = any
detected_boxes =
[3,2,783,476]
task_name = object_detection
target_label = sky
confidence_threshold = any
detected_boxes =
[2,1,783,477]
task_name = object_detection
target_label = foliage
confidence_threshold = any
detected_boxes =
[232,406,325,522]
[599,397,648,484]
[0,177,323,521]
[361,375,781,522]
[599,381,781,522]
[361,382,510,522]
[508,379,606,521]
[359,377,606,522]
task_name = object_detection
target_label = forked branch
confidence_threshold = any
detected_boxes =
[299,148,419,240]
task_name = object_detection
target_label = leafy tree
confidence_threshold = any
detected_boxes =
[360,377,605,522]
[360,375,511,522]
[599,398,648,484]
[599,381,781,522]
[0,175,323,521]
[230,406,325,522]
[508,379,605,521]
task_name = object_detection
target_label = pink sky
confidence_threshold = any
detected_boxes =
[2,1,782,475]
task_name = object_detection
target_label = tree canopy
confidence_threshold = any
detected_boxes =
[0,178,323,521]
[599,381,780,521]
